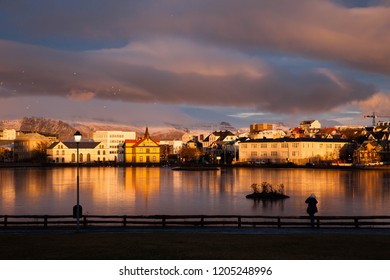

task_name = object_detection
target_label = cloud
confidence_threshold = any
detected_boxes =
[0,38,378,115]
[67,90,96,101]
[0,0,388,126]
[228,112,266,119]
[1,0,389,76]
[353,91,390,114]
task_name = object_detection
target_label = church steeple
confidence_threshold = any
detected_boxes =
[144,126,150,139]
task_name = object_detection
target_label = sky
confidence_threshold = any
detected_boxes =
[0,0,389,129]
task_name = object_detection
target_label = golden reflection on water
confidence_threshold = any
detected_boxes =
[0,167,390,215]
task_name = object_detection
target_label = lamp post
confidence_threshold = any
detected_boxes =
[73,131,82,231]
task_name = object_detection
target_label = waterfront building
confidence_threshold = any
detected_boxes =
[13,133,53,162]
[47,141,108,163]
[239,138,351,165]
[0,129,17,140]
[124,127,160,164]
[92,130,136,162]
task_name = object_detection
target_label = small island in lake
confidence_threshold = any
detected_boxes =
[246,182,290,200]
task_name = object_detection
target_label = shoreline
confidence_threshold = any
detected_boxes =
[1,162,390,171]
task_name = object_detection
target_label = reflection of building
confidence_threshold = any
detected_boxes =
[124,127,160,164]
[47,141,108,163]
[13,133,53,162]
[92,131,136,162]
[239,138,351,165]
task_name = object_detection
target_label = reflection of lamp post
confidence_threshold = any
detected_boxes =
[74,131,82,231]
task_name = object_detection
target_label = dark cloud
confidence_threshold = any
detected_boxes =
[0,39,377,115]
[0,0,388,126]
[1,0,389,75]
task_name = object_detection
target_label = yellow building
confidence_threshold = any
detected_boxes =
[124,127,160,164]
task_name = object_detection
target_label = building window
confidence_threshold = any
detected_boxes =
[281,143,288,148]
[271,151,278,156]
[251,151,258,157]
[251,144,257,149]
[140,156,143,162]
[271,143,277,148]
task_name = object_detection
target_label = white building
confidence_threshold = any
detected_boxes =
[47,141,108,163]
[92,131,136,162]
[239,138,351,165]
[159,140,183,154]
[253,129,286,140]
[202,131,237,148]
[300,120,321,130]
[0,129,17,140]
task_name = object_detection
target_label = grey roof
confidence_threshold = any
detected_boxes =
[48,141,101,149]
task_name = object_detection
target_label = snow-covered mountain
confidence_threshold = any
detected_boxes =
[0,117,185,140]
[0,117,248,141]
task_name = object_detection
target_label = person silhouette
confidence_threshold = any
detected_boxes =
[305,194,318,227]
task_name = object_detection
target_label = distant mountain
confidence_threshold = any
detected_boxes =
[0,117,247,141]
[18,117,76,140]
[0,117,185,140]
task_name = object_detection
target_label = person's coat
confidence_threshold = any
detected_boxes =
[305,196,318,215]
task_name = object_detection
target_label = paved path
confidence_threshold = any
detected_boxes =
[1,227,389,235]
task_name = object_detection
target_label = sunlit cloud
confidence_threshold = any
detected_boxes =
[67,90,96,101]
[353,92,390,114]
[228,112,266,119]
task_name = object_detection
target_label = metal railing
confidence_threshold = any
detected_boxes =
[1,215,390,229]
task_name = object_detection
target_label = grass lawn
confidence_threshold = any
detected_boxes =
[1,232,390,259]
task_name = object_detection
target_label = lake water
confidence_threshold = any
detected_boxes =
[1,167,390,216]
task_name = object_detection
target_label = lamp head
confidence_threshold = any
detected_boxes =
[74,131,82,142]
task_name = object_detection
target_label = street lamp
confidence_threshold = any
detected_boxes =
[73,131,82,231]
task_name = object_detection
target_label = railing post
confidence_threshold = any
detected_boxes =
[83,216,87,227]
[162,217,166,228]
[123,215,127,227]
[316,217,320,228]
[277,217,281,228]
[238,217,241,228]
[4,215,7,227]
[44,215,48,228]
[201,217,204,227]
[354,217,359,228]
